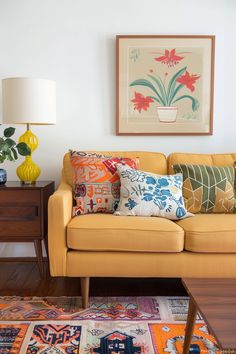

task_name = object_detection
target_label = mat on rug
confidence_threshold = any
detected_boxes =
[0,296,219,353]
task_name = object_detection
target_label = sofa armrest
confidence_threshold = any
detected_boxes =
[48,181,73,276]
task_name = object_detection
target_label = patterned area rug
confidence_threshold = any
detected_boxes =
[0,296,219,353]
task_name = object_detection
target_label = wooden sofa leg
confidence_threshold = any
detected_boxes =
[80,277,90,308]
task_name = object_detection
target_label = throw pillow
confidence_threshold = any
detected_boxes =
[70,151,139,215]
[173,164,235,213]
[114,164,190,220]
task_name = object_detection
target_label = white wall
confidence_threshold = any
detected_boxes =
[0,0,235,257]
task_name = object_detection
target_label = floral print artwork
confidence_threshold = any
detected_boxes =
[130,49,201,117]
[117,36,214,134]
[115,165,191,220]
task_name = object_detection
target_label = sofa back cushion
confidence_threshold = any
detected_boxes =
[63,151,167,187]
[168,153,236,173]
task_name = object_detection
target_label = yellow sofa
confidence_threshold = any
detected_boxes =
[48,151,236,307]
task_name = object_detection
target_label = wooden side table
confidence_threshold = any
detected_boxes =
[0,181,55,278]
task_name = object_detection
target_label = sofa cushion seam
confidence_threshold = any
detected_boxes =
[68,228,184,233]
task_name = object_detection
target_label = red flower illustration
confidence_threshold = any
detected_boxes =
[154,49,184,67]
[131,92,154,113]
[176,71,200,92]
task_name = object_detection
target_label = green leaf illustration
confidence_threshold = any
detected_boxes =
[147,74,168,105]
[168,84,184,106]
[173,95,200,111]
[149,96,161,103]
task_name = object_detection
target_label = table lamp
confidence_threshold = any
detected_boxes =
[2,78,56,184]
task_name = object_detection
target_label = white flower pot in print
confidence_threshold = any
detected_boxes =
[157,106,178,123]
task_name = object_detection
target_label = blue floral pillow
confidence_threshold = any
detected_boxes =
[114,165,192,220]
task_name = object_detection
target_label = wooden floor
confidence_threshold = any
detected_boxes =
[0,260,187,297]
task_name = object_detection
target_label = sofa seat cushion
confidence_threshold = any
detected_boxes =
[67,214,184,252]
[177,214,236,253]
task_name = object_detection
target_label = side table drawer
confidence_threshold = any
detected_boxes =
[0,190,40,203]
[0,220,41,238]
[0,205,38,219]
[0,189,41,238]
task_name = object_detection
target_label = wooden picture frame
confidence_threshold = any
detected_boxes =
[116,35,215,135]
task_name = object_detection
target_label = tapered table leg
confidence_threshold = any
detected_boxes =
[34,239,44,279]
[183,298,198,354]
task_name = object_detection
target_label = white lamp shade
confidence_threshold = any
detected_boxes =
[2,78,56,125]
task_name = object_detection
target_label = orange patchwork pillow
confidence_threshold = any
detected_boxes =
[70,151,139,215]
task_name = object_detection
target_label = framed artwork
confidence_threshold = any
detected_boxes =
[116,35,215,135]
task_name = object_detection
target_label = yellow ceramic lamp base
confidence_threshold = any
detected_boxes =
[17,129,41,184]
[17,156,41,184]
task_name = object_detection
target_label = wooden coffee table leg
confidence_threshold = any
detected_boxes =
[183,298,198,354]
